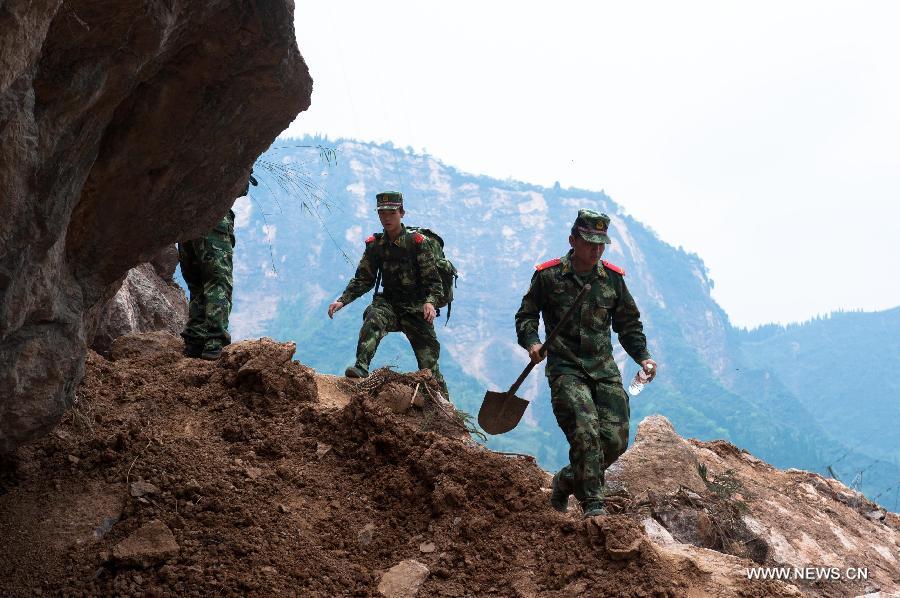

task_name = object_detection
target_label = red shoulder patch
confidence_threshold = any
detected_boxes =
[365,235,376,244]
[535,257,562,271]
[601,260,625,276]
[412,233,425,244]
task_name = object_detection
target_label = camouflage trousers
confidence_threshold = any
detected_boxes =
[355,295,449,397]
[550,374,630,506]
[178,218,234,351]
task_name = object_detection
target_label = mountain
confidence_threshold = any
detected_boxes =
[201,136,897,507]
[737,309,900,501]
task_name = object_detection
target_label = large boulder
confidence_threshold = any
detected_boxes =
[0,0,312,452]
[90,247,188,355]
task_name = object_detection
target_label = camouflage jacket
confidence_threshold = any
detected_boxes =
[338,225,443,309]
[515,251,651,381]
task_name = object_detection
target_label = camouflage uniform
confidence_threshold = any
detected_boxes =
[515,210,652,511]
[337,192,449,396]
[179,209,235,353]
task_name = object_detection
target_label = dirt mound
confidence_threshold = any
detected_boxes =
[0,334,878,596]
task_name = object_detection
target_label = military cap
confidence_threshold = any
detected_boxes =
[376,191,404,211]
[573,209,612,244]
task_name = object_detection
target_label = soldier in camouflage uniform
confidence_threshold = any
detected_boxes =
[515,209,658,517]
[178,185,244,360]
[328,191,450,398]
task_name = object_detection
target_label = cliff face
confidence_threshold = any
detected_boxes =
[0,0,312,452]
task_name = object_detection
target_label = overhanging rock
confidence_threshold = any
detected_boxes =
[0,0,313,452]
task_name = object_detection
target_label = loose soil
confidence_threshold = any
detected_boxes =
[0,336,809,596]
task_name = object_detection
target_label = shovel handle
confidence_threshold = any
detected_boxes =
[508,283,591,395]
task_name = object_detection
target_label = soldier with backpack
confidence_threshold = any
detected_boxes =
[328,191,456,399]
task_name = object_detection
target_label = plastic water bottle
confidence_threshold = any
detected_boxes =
[628,364,654,396]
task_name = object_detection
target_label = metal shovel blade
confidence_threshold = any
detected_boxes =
[478,390,530,435]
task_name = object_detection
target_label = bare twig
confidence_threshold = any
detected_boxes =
[125,439,152,486]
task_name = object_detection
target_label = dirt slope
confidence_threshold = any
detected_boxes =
[1,333,894,596]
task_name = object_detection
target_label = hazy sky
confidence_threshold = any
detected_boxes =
[287,1,900,328]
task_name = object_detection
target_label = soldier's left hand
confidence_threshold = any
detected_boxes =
[641,359,658,382]
[423,303,437,323]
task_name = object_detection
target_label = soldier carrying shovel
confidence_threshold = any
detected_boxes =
[514,209,657,517]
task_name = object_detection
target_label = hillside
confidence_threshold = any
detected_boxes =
[1,333,897,596]
[738,308,900,501]
[214,136,896,504]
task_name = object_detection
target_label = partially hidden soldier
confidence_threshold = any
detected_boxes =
[515,209,658,517]
[179,174,255,360]
[328,191,450,399]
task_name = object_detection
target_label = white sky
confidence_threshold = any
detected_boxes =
[287,1,900,328]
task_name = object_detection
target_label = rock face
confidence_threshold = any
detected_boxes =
[90,246,188,355]
[0,0,312,452]
[607,416,900,596]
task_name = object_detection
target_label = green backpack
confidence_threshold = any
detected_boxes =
[372,226,459,320]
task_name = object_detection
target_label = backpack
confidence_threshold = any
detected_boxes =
[372,226,459,321]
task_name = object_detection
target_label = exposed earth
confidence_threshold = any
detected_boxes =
[1,333,897,596]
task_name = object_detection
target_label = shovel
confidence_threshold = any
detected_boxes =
[478,283,591,435]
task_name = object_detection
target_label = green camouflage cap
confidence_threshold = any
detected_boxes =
[573,209,612,244]
[376,191,404,211]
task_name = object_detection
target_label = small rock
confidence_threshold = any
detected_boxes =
[684,490,703,502]
[53,429,72,441]
[67,454,80,465]
[741,452,763,464]
[130,481,160,498]
[377,560,430,598]
[243,466,263,480]
[93,515,120,540]
[112,520,180,567]
[259,566,277,575]
[418,541,436,553]
[277,504,290,514]
[642,517,676,547]
[329,499,341,509]
[865,509,886,522]
[315,442,332,459]
[358,523,376,546]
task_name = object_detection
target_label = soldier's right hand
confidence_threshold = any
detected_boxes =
[528,343,545,365]
[328,301,344,319]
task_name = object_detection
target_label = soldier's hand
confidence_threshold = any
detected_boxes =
[641,358,658,382]
[423,303,437,323]
[528,343,545,365]
[328,301,344,319]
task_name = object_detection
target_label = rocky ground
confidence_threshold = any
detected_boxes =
[1,333,897,597]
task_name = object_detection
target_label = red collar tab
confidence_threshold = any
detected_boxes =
[365,234,376,244]
[412,233,425,244]
[601,260,625,275]
[535,257,562,271]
